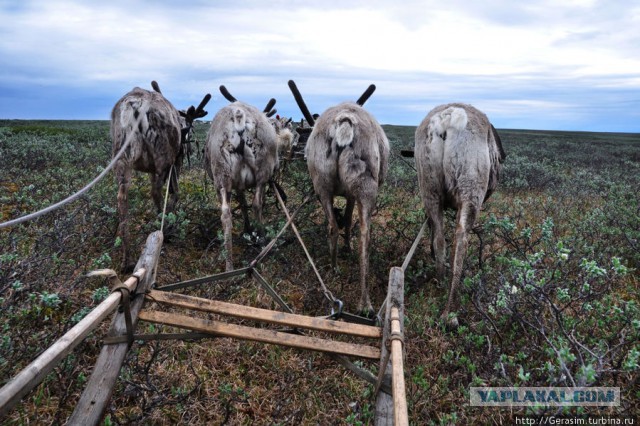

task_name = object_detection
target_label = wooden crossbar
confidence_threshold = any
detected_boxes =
[146,290,381,339]
[138,310,381,360]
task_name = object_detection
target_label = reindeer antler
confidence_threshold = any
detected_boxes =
[180,106,195,119]
[219,86,277,118]
[195,93,212,119]
[180,93,212,122]
[219,85,237,103]
[263,98,276,114]
[288,80,315,127]
[263,98,277,118]
[151,81,162,94]
[356,84,376,106]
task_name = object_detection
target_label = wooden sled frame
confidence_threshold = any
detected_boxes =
[1,218,419,426]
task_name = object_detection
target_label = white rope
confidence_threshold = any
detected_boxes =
[272,183,337,304]
[401,219,428,272]
[0,132,136,230]
[159,164,174,233]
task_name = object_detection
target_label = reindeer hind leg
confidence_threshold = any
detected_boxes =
[150,173,164,213]
[167,165,179,212]
[356,197,375,315]
[252,184,266,237]
[237,190,251,234]
[318,192,339,269]
[443,202,479,327]
[343,196,355,253]
[425,201,446,284]
[219,187,234,272]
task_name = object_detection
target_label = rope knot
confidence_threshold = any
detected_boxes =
[387,330,404,348]
[87,268,137,347]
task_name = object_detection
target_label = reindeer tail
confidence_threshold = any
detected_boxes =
[333,113,357,148]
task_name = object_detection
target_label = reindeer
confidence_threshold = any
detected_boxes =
[204,86,279,271]
[270,115,296,161]
[288,80,389,314]
[414,103,505,327]
[111,81,210,270]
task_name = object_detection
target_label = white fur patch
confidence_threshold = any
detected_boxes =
[277,128,293,154]
[332,113,357,147]
[232,108,246,133]
[430,107,468,136]
[447,107,468,131]
[120,98,145,130]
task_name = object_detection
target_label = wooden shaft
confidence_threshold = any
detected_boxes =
[69,231,163,426]
[0,269,145,417]
[375,266,405,425]
[401,220,428,272]
[249,195,310,269]
[390,306,408,426]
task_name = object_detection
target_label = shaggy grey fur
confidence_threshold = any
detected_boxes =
[111,87,183,270]
[111,83,209,270]
[204,101,279,271]
[415,103,505,326]
[306,102,390,313]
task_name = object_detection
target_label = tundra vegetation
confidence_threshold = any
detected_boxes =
[0,119,638,424]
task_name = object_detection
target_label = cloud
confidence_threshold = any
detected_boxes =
[0,0,638,131]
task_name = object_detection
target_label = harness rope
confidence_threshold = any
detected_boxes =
[249,190,312,269]
[271,182,337,305]
[159,164,174,234]
[88,268,142,347]
[111,281,135,347]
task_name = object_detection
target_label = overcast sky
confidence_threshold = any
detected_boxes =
[0,0,639,132]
